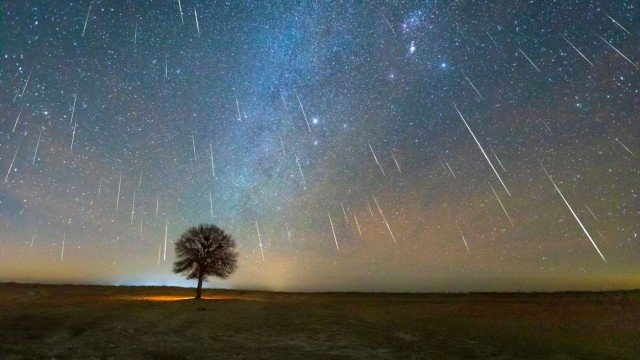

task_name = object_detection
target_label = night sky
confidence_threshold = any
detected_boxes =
[1,1,638,292]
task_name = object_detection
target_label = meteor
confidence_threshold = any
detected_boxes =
[540,162,607,263]
[373,195,397,245]
[12,102,25,133]
[32,130,42,165]
[561,34,594,67]
[194,6,200,36]
[256,221,265,261]
[369,144,385,176]
[82,5,91,36]
[177,0,184,23]
[163,220,168,261]
[518,48,541,72]
[4,145,20,184]
[614,138,635,156]
[598,35,637,69]
[115,171,122,212]
[489,182,514,227]
[391,152,402,173]
[61,233,66,262]
[328,211,339,250]
[461,69,484,100]
[454,104,511,196]
[606,14,631,35]
[341,203,349,224]
[460,230,470,254]
[296,91,312,134]
[295,154,306,188]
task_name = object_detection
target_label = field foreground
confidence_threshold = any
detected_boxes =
[1,283,638,359]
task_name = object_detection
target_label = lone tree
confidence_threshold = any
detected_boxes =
[173,224,238,299]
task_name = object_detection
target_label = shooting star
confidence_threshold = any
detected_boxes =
[328,211,339,250]
[256,221,265,261]
[489,182,514,226]
[296,91,312,134]
[341,203,349,224]
[454,104,511,196]
[4,145,20,184]
[373,195,397,245]
[32,129,42,165]
[295,153,306,188]
[70,120,77,152]
[97,178,104,199]
[194,6,200,36]
[209,142,216,177]
[115,171,122,212]
[518,48,542,72]
[540,162,607,263]
[441,155,456,179]
[21,67,33,97]
[391,152,402,173]
[561,34,594,67]
[585,205,598,221]
[461,69,484,100]
[82,5,91,36]
[369,144,385,176]
[380,11,397,37]
[69,90,78,127]
[235,95,242,121]
[138,170,143,189]
[177,0,184,24]
[12,102,25,133]
[367,201,374,218]
[460,230,470,254]
[615,138,635,156]
[606,14,631,35]
[598,35,637,68]
[134,23,138,46]
[353,213,362,236]
[209,191,214,220]
[130,189,136,226]
[30,232,36,248]
[490,148,507,172]
[280,89,288,111]
[191,133,197,160]
[163,220,168,261]
[61,234,65,262]
[155,193,160,218]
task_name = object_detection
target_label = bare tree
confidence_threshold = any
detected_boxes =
[173,224,238,299]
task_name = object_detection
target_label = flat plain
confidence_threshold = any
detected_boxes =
[1,283,638,359]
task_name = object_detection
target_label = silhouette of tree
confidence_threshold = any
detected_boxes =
[173,224,238,299]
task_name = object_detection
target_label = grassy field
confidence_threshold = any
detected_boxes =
[0,283,638,359]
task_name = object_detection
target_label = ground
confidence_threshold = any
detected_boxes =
[0,283,638,359]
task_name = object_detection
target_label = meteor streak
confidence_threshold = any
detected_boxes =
[460,230,470,254]
[373,195,397,245]
[489,182,514,226]
[328,211,339,250]
[540,162,607,263]
[561,34,594,67]
[598,35,637,69]
[454,104,511,196]
[4,145,20,184]
[518,48,541,72]
[369,144,385,176]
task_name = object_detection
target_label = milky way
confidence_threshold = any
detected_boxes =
[0,1,638,291]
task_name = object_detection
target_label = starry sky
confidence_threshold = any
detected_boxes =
[0,0,638,292]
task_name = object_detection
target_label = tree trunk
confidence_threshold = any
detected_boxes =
[195,275,203,300]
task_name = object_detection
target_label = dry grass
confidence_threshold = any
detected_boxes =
[0,283,638,359]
